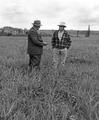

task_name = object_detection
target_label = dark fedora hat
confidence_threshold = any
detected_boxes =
[32,20,42,27]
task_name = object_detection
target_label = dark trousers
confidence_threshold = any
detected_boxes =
[29,54,41,72]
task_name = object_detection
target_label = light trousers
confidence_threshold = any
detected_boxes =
[52,48,67,68]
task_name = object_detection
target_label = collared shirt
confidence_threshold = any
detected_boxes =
[58,30,64,41]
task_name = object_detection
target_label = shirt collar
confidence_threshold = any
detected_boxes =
[58,30,64,33]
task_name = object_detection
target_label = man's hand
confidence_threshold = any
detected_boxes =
[43,42,48,46]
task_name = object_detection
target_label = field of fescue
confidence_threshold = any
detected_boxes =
[0,35,99,120]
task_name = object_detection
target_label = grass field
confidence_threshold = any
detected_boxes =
[0,35,99,120]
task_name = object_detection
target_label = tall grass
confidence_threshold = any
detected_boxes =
[0,36,99,120]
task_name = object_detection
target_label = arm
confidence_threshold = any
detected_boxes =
[66,34,72,49]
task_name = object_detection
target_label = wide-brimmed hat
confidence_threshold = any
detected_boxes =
[58,22,66,27]
[32,20,42,27]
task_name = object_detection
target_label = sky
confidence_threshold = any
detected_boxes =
[0,0,99,30]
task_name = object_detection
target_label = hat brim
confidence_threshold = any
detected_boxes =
[58,25,66,27]
[32,23,42,26]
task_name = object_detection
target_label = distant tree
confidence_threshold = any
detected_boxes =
[85,25,90,37]
[7,33,12,36]
[77,30,79,37]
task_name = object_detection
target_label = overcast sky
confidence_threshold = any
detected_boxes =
[0,0,99,30]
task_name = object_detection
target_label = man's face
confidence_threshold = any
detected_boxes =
[59,26,65,31]
[34,25,40,30]
[36,26,40,30]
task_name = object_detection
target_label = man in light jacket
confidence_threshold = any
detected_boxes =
[51,22,71,69]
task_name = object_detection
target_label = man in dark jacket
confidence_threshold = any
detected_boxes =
[51,22,71,69]
[27,20,47,72]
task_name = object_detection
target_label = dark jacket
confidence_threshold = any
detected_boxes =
[51,30,71,49]
[27,27,44,54]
